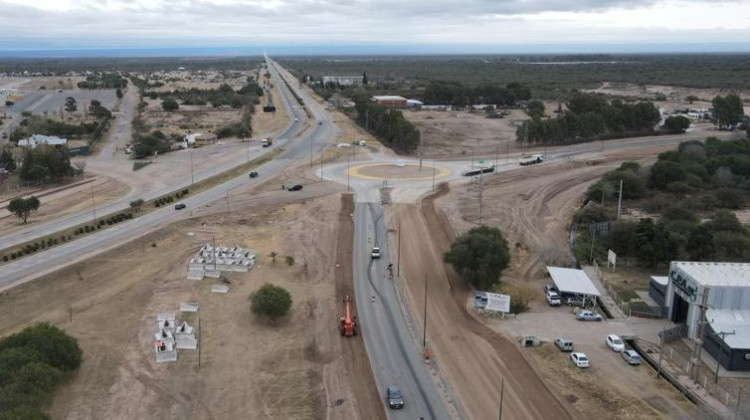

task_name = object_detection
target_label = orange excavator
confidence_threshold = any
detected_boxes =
[339,295,358,336]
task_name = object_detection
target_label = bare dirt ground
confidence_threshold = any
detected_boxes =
[0,189,372,419]
[0,175,131,236]
[18,76,87,91]
[436,148,701,418]
[390,190,576,420]
[406,109,529,159]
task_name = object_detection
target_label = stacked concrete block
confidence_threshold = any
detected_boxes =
[153,313,197,363]
[186,244,256,280]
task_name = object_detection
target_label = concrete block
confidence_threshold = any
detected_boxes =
[211,284,229,293]
[205,270,221,278]
[187,269,204,280]
[176,335,197,350]
[155,350,178,363]
[180,302,199,312]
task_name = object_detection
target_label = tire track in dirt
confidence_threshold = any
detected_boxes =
[334,193,386,420]
[393,182,577,419]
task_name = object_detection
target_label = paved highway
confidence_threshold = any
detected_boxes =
[0,58,330,290]
[353,202,451,419]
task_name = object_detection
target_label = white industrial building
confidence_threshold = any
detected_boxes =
[17,134,68,149]
[663,262,750,371]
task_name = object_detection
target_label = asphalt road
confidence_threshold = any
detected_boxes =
[0,58,329,290]
[353,202,450,420]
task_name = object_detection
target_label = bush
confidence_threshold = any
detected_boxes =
[715,188,745,209]
[285,256,295,266]
[250,284,292,321]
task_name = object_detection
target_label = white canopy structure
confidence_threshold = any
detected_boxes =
[546,266,601,307]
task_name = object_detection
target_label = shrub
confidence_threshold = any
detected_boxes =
[285,256,295,266]
[11,253,16,259]
[250,284,293,321]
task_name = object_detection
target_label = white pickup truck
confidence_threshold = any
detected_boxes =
[519,153,544,166]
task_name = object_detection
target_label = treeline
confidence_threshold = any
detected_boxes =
[77,73,128,89]
[19,145,74,182]
[352,93,420,154]
[145,82,262,109]
[579,137,750,268]
[421,81,531,107]
[131,129,179,159]
[517,92,660,145]
[0,323,83,419]
[0,57,263,74]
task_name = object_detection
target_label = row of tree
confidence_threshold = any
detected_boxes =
[77,73,128,89]
[517,93,661,145]
[0,323,83,419]
[352,92,420,154]
[19,146,73,183]
[421,81,532,107]
[149,83,263,109]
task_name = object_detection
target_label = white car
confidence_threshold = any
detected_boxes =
[606,334,625,352]
[570,352,589,368]
[545,290,561,306]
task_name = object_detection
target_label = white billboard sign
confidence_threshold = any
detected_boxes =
[484,292,511,313]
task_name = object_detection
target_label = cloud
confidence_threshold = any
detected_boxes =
[0,0,749,50]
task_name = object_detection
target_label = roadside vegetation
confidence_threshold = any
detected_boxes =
[443,225,510,289]
[0,323,83,419]
[351,91,420,154]
[577,136,750,268]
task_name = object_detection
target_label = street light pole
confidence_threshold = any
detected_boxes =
[90,183,96,222]
[190,150,194,185]
[432,160,436,192]
[715,330,736,383]
[423,273,428,349]
[397,221,401,278]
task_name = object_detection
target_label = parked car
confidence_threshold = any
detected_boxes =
[546,290,561,306]
[566,296,584,307]
[288,184,303,191]
[174,203,186,210]
[576,309,603,322]
[371,247,381,259]
[543,283,556,294]
[386,385,404,409]
[606,334,625,352]
[554,337,574,352]
[570,352,589,368]
[249,171,258,178]
[621,349,642,365]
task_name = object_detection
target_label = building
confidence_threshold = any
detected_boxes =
[663,262,750,371]
[185,132,217,147]
[17,134,68,149]
[322,75,363,86]
[406,99,423,109]
[372,95,407,108]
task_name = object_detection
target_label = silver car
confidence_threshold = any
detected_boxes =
[621,349,641,365]
[576,309,603,322]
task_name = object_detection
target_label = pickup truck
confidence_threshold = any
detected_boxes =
[519,154,544,166]
[546,290,561,306]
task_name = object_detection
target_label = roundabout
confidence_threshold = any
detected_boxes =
[347,162,452,181]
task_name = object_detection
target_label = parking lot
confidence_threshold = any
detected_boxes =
[487,297,699,418]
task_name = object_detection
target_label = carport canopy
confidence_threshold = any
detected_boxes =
[546,266,601,298]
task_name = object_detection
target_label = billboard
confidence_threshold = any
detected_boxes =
[484,292,511,313]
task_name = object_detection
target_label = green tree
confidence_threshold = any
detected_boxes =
[7,196,40,223]
[0,323,82,372]
[129,198,144,212]
[633,218,679,268]
[686,225,715,260]
[664,115,691,134]
[64,97,77,113]
[250,284,292,321]
[525,100,545,119]
[714,231,750,261]
[712,93,744,128]
[161,97,179,112]
[685,95,699,104]
[0,148,16,172]
[649,160,686,189]
[443,225,510,289]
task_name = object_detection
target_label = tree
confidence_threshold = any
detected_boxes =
[129,199,144,212]
[632,218,679,268]
[161,97,179,112]
[362,71,368,86]
[115,88,123,99]
[685,95,699,104]
[0,323,82,372]
[443,225,510,289]
[250,283,292,321]
[64,97,77,113]
[525,100,545,119]
[7,196,40,224]
[664,115,691,134]
[0,148,16,172]
[686,225,715,260]
[712,93,744,127]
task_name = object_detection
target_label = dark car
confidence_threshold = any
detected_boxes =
[288,184,303,191]
[249,171,258,178]
[174,203,186,210]
[318,121,323,125]
[386,385,404,409]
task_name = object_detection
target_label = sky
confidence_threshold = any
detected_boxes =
[1,0,750,55]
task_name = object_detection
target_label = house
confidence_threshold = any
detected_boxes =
[17,134,68,149]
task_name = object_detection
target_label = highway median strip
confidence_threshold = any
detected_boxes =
[0,149,280,266]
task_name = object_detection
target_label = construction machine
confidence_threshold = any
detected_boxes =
[339,295,358,336]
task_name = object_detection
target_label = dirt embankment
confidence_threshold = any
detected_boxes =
[392,182,576,420]
[334,194,386,420]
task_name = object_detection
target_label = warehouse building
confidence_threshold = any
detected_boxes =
[663,262,750,371]
[371,95,407,108]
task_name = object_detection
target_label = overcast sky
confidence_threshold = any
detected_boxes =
[1,0,750,54]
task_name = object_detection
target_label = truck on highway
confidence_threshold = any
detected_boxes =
[261,138,273,147]
[461,165,495,177]
[519,153,544,166]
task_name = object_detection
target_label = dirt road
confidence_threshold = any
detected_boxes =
[391,185,576,420]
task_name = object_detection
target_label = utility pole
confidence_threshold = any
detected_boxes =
[310,134,313,168]
[715,330,736,383]
[478,169,484,225]
[495,144,499,168]
[90,183,96,222]
[657,327,665,378]
[506,142,509,164]
[397,221,401,278]
[432,160,436,192]
[347,152,351,192]
[225,193,230,216]
[422,273,428,349]
[320,151,324,182]
[247,137,251,163]
[190,150,194,185]
[690,288,710,382]
[616,179,624,219]
[498,378,505,420]
[589,227,597,263]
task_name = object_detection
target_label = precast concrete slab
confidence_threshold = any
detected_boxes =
[204,271,221,278]
[180,302,199,312]
[211,284,229,293]
[187,270,204,280]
